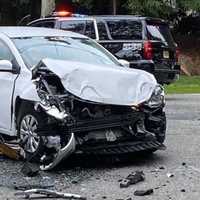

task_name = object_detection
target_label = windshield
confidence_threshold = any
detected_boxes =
[12,36,120,68]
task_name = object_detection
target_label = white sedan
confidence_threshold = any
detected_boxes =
[0,27,166,170]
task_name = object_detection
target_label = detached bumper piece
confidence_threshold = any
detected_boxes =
[40,133,76,171]
[76,141,166,155]
[15,189,86,200]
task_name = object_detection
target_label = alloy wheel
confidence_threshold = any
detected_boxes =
[20,115,40,153]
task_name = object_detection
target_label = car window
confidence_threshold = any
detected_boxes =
[0,41,13,61]
[60,20,96,39]
[13,37,121,68]
[31,20,55,28]
[104,19,142,40]
[85,21,96,39]
[146,22,175,47]
[97,21,109,40]
[60,20,85,34]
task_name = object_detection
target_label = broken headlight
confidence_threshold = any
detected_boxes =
[36,84,68,121]
[37,89,52,106]
[145,85,165,108]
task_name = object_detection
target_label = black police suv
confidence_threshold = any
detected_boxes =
[28,14,180,84]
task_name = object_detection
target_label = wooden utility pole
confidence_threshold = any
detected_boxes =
[41,0,56,17]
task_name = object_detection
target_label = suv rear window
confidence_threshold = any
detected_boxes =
[60,20,96,39]
[146,22,175,46]
[104,19,142,40]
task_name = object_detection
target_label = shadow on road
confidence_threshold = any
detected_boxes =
[55,152,166,171]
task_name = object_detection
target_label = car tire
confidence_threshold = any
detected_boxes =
[17,103,46,162]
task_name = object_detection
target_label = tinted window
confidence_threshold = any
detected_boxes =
[97,21,109,40]
[147,23,175,46]
[31,20,55,28]
[0,41,13,61]
[60,20,96,39]
[105,19,142,40]
[85,21,96,39]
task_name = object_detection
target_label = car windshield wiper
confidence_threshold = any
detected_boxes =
[46,37,71,45]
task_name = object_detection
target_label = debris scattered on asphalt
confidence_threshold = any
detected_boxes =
[21,162,39,177]
[120,179,130,188]
[14,184,54,191]
[0,143,20,160]
[72,180,79,184]
[134,189,154,196]
[166,173,174,178]
[182,162,186,166]
[120,171,145,188]
[127,171,145,184]
[159,166,165,170]
[14,176,55,191]
[150,169,160,173]
[15,189,87,199]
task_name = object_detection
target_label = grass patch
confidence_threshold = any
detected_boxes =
[165,76,200,94]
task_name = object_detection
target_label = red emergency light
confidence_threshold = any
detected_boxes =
[53,11,72,17]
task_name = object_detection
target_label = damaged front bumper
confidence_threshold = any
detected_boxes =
[37,108,166,170]
[76,141,166,155]
[40,133,76,171]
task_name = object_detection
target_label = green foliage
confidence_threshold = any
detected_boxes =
[125,0,200,18]
[176,0,200,11]
[125,0,174,18]
[54,0,200,18]
[165,76,200,94]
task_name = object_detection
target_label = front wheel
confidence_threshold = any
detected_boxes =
[17,104,45,161]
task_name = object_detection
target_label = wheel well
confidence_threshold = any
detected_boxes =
[15,97,35,129]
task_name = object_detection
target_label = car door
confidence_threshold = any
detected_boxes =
[0,40,18,132]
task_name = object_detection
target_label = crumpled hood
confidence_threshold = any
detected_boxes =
[38,58,157,106]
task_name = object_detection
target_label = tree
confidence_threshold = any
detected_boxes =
[41,0,56,17]
[126,0,200,19]
[53,0,200,18]
[176,0,200,11]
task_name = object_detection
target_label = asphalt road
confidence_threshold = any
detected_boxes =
[1,94,200,200]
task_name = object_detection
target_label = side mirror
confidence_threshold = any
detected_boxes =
[118,59,130,68]
[0,60,13,72]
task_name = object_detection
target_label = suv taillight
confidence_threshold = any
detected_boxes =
[143,41,153,60]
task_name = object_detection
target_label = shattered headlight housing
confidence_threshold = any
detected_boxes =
[37,89,52,106]
[145,85,165,109]
[36,88,68,121]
